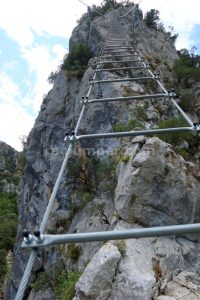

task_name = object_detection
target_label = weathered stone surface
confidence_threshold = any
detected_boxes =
[5,4,200,300]
[157,296,175,300]
[115,137,200,227]
[28,289,56,300]
[164,272,200,299]
[74,243,121,300]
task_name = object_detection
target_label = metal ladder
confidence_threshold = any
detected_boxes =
[15,11,200,300]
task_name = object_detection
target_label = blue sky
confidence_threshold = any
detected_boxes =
[0,0,200,151]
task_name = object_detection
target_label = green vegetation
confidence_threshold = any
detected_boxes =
[122,85,135,97]
[135,105,147,121]
[31,263,81,300]
[60,272,81,300]
[0,193,17,288]
[113,119,145,132]
[66,244,82,262]
[144,9,160,30]
[67,152,118,213]
[144,9,178,43]
[117,240,126,257]
[174,48,200,84]
[80,0,121,21]
[158,116,200,161]
[172,47,200,121]
[121,155,130,163]
[176,88,198,114]
[61,43,93,79]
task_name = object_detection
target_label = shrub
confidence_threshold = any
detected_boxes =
[135,105,147,121]
[144,9,160,30]
[177,88,197,114]
[31,263,81,300]
[121,155,130,163]
[158,116,200,160]
[174,48,200,83]
[117,240,126,257]
[61,43,93,78]
[113,119,144,132]
[0,193,17,288]
[66,244,82,262]
[61,272,81,300]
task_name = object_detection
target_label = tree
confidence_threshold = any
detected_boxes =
[144,9,160,29]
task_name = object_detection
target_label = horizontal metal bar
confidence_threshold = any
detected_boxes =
[105,44,127,47]
[93,76,154,84]
[22,223,200,248]
[77,127,195,141]
[103,49,133,54]
[101,54,138,59]
[104,47,131,50]
[96,66,145,72]
[98,59,139,64]
[89,93,169,104]
[107,39,126,41]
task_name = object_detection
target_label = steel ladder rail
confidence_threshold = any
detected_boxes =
[16,10,200,300]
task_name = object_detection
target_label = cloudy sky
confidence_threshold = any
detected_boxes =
[0,0,200,150]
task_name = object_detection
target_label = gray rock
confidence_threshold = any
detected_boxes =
[5,4,200,300]
[115,137,200,227]
[28,289,56,300]
[164,272,200,299]
[74,243,121,300]
[157,297,175,300]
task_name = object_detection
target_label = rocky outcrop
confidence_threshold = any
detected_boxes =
[0,141,19,193]
[6,3,200,300]
[115,137,200,227]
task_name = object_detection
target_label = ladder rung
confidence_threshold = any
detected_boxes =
[93,76,154,84]
[101,54,138,58]
[77,127,194,141]
[103,49,133,54]
[104,47,131,50]
[21,223,200,248]
[89,93,169,103]
[98,59,140,64]
[96,66,145,72]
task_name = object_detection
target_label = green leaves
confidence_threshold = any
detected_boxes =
[0,193,17,287]
[174,49,200,82]
[144,9,160,30]
[61,43,93,78]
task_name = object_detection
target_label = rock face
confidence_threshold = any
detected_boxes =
[5,4,200,300]
[115,137,200,227]
[0,141,19,193]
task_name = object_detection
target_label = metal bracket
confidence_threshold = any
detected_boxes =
[64,131,78,142]
[89,78,94,85]
[154,73,161,80]
[80,96,89,105]
[168,89,177,98]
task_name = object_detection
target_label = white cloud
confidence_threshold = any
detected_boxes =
[0,73,20,104]
[0,0,200,150]
[3,60,19,71]
[0,0,102,48]
[139,0,200,50]
[0,73,34,150]
[0,101,34,151]
[20,43,66,113]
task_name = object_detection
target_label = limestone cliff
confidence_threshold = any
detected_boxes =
[5,3,200,300]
